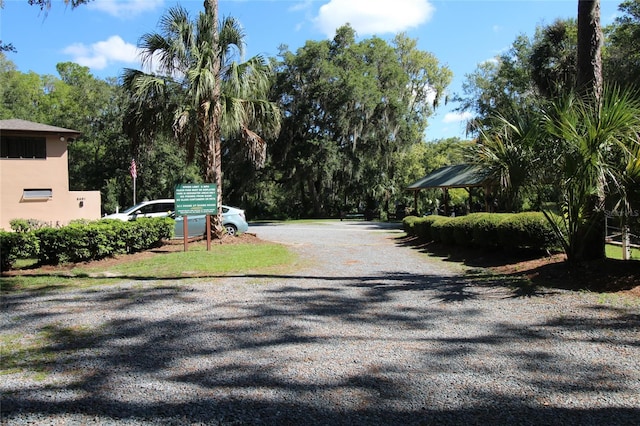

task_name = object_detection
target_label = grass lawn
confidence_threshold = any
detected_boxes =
[606,243,640,260]
[1,239,297,293]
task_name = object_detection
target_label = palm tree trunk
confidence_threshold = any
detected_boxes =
[205,0,224,237]
[576,0,605,261]
[577,0,603,102]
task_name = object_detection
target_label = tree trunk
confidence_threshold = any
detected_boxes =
[575,0,605,261]
[576,0,603,102]
[205,0,224,238]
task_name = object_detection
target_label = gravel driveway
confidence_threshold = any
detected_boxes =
[2,221,639,425]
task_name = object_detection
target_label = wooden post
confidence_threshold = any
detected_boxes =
[183,215,188,252]
[622,225,630,261]
[206,214,211,251]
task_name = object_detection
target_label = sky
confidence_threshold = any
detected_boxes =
[1,0,623,141]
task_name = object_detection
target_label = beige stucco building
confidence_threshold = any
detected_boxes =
[0,119,101,231]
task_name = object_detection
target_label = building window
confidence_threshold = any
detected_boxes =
[1,136,47,159]
[23,188,53,199]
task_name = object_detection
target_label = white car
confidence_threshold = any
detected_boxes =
[104,199,248,237]
[103,199,175,221]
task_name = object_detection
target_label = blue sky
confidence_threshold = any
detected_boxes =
[1,0,622,140]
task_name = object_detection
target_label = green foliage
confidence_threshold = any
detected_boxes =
[0,230,39,271]
[32,218,173,266]
[9,218,48,232]
[471,213,510,249]
[403,212,558,252]
[497,212,558,250]
[605,0,640,90]
[429,216,453,244]
[543,86,640,262]
[267,26,453,218]
[451,214,481,247]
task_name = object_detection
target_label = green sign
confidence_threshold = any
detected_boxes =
[175,183,218,215]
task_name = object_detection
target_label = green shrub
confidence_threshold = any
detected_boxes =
[430,216,453,243]
[451,214,480,247]
[35,217,174,265]
[9,218,48,232]
[471,213,511,248]
[498,212,558,251]
[0,230,39,271]
[402,216,419,235]
[403,212,558,253]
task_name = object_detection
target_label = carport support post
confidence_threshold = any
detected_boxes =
[183,215,189,252]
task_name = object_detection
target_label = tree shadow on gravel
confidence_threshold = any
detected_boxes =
[2,271,639,425]
[395,235,640,294]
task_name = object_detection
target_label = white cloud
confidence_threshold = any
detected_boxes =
[314,0,435,38]
[443,111,473,124]
[88,0,163,18]
[63,36,139,70]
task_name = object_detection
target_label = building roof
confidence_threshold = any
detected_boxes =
[407,163,493,191]
[0,119,81,137]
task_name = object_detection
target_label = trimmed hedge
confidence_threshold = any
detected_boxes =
[402,212,559,253]
[497,212,558,250]
[0,230,39,271]
[1,217,174,270]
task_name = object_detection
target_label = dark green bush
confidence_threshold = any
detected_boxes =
[497,212,558,251]
[430,216,453,243]
[0,230,39,271]
[417,216,443,241]
[34,217,174,266]
[451,214,481,247]
[403,215,448,241]
[402,216,419,234]
[402,212,558,253]
[471,213,512,248]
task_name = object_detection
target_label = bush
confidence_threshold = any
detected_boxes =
[9,218,50,233]
[34,217,174,266]
[451,214,480,247]
[471,213,511,249]
[402,212,558,253]
[402,215,449,241]
[498,212,558,251]
[0,230,39,271]
[430,216,453,243]
[402,216,420,234]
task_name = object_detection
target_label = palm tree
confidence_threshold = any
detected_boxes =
[576,0,603,102]
[468,105,542,212]
[542,86,640,263]
[122,0,280,236]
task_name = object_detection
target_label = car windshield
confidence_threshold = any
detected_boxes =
[120,202,147,214]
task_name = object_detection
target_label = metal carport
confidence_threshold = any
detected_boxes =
[406,164,494,215]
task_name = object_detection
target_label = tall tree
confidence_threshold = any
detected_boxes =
[577,0,603,101]
[574,0,606,260]
[605,0,640,89]
[123,0,280,236]
[271,26,451,217]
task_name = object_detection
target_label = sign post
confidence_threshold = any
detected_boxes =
[174,183,218,251]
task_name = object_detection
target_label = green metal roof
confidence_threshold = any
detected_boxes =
[407,164,492,190]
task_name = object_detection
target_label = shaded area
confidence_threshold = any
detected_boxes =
[2,269,639,425]
[396,235,640,294]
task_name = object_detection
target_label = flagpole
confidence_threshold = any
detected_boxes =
[133,175,136,205]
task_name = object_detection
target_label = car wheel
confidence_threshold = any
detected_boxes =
[225,224,237,236]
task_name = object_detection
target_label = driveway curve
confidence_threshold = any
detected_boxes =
[2,221,639,425]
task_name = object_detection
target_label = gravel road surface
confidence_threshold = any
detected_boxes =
[2,221,639,425]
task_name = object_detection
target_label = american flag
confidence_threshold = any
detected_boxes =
[129,158,137,179]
